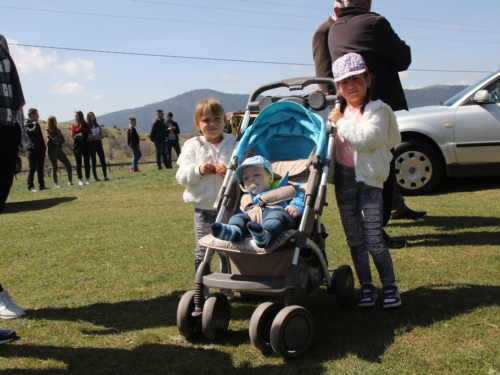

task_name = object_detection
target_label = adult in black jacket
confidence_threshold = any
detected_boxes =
[328,0,410,111]
[328,0,426,248]
[25,108,47,191]
[312,1,343,94]
[164,112,181,169]
[149,109,168,170]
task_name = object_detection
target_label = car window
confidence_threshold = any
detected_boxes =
[483,79,500,102]
[443,70,499,106]
[461,76,500,106]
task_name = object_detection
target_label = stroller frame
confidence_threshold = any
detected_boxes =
[177,77,354,359]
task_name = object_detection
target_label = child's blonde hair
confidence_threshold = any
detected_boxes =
[193,98,226,133]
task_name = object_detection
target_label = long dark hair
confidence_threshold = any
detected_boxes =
[337,72,372,115]
[74,111,88,128]
[86,111,99,128]
[46,116,58,132]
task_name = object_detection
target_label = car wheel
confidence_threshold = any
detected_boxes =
[394,140,443,196]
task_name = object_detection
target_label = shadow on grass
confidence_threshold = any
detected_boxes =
[29,291,185,335]
[431,175,500,196]
[391,215,500,247]
[309,284,500,363]
[2,197,77,214]
[16,284,499,371]
[0,343,306,374]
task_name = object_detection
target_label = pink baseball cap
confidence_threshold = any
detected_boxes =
[332,53,368,82]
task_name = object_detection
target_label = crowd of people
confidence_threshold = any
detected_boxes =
[1,0,428,346]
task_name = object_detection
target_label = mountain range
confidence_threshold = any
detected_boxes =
[94,85,467,134]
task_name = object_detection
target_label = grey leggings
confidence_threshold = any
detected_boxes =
[47,146,73,184]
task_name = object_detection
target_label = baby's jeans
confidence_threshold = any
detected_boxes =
[194,208,228,273]
[229,208,296,243]
[334,163,396,286]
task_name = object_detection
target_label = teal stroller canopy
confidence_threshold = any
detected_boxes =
[233,101,327,163]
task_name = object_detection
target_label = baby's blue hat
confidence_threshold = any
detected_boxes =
[235,155,273,181]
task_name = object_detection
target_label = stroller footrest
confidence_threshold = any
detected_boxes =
[203,273,286,291]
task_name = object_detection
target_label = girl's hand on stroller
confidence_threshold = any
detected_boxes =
[328,108,343,125]
[285,206,298,218]
[199,163,216,175]
[215,164,227,176]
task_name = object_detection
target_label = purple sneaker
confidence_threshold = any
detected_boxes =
[382,285,402,308]
[357,284,378,307]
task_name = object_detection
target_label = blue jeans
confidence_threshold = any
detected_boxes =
[229,208,296,243]
[334,163,396,286]
[194,208,228,273]
[130,144,142,171]
[154,140,168,169]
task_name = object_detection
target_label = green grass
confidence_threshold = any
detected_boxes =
[1,169,499,374]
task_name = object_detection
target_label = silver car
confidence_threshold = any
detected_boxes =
[394,69,500,195]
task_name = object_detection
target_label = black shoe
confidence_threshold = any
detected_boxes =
[383,231,407,249]
[95,178,101,182]
[39,186,50,190]
[0,329,17,345]
[392,208,427,220]
[158,167,163,170]
[103,177,109,181]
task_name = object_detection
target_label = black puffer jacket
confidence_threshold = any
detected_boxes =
[328,7,411,111]
[149,118,166,143]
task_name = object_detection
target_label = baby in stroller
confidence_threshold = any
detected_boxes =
[210,155,304,248]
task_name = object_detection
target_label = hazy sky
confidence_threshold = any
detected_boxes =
[2,0,499,122]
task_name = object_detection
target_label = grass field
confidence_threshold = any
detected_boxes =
[1,167,499,374]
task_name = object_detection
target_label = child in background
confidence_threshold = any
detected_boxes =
[328,53,402,308]
[210,155,304,248]
[176,98,236,299]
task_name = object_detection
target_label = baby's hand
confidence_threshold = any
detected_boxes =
[328,108,343,125]
[285,206,298,218]
[215,164,227,176]
[199,163,216,175]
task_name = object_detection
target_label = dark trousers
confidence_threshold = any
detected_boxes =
[382,154,396,227]
[0,146,17,213]
[27,149,46,190]
[89,141,107,180]
[154,140,168,169]
[166,139,181,168]
[73,145,91,180]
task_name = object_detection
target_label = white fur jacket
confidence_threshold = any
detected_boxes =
[335,100,401,189]
[176,133,236,210]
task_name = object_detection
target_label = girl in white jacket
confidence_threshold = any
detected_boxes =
[176,98,236,297]
[328,53,402,308]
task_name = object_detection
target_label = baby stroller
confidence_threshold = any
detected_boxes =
[177,77,354,359]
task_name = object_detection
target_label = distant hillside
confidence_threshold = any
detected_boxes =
[405,85,467,108]
[97,89,250,134]
[95,85,468,133]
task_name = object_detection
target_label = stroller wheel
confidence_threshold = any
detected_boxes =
[270,305,314,359]
[202,292,231,340]
[177,290,199,339]
[249,302,284,353]
[333,265,354,306]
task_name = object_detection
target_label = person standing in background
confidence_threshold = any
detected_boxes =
[25,108,47,192]
[71,110,92,185]
[150,109,168,170]
[45,116,74,188]
[165,111,181,169]
[87,112,109,182]
[127,117,141,172]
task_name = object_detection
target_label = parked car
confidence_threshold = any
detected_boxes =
[394,69,500,195]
